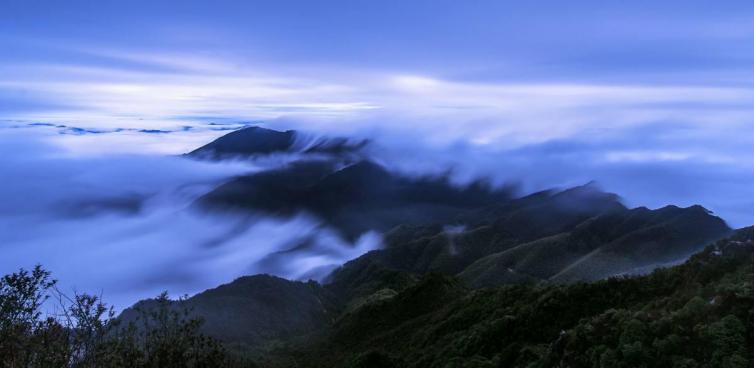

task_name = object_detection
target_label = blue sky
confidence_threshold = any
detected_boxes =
[3,0,754,225]
[4,1,754,81]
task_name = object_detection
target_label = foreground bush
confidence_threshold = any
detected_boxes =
[0,265,250,368]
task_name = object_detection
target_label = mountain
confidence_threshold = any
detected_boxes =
[130,225,745,367]
[460,204,730,287]
[129,181,729,358]
[198,159,513,240]
[189,126,296,157]
[188,126,366,159]
[324,184,729,295]
[264,227,754,367]
[119,274,338,350]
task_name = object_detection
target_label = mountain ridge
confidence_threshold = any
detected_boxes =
[198,158,513,240]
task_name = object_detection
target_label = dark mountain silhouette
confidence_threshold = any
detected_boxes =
[189,126,296,157]
[188,126,366,159]
[119,274,338,349]
[198,159,513,240]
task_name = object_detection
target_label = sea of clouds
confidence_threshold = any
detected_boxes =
[0,128,380,309]
[4,110,754,311]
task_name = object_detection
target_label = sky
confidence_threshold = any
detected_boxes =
[3,1,754,306]
[3,1,754,133]
[3,2,754,130]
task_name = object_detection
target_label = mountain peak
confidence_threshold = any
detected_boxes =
[551,183,625,214]
[188,125,366,159]
[189,125,295,158]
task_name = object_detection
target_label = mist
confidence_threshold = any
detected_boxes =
[0,129,380,309]
[362,126,754,228]
[4,112,754,310]
[261,115,754,228]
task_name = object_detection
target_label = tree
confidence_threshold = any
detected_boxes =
[0,266,245,368]
[702,315,748,368]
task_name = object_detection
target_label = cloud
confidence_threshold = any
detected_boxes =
[344,120,754,228]
[0,122,254,155]
[3,52,752,155]
[0,131,381,309]
[2,103,754,312]
[0,60,377,129]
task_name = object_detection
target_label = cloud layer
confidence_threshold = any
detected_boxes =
[0,131,380,309]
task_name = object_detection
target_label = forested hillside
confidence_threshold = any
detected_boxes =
[267,227,754,368]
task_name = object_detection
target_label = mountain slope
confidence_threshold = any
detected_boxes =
[276,227,754,368]
[460,204,730,287]
[189,126,296,158]
[120,275,338,349]
[325,185,729,294]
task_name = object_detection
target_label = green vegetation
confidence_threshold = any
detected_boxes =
[0,266,252,367]
[281,227,754,367]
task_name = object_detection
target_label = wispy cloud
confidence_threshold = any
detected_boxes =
[0,131,381,309]
[3,51,753,149]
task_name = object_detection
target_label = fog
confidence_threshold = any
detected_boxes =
[265,115,754,228]
[0,129,380,309]
[4,115,754,310]
[362,124,754,228]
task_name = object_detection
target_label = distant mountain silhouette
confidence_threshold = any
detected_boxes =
[198,159,513,240]
[188,126,366,159]
[189,126,295,157]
